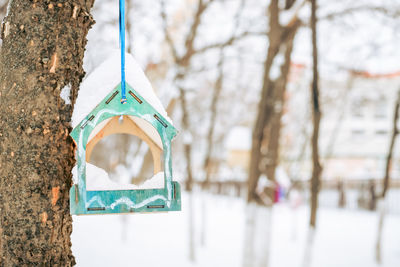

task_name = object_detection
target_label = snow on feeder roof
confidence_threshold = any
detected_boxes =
[69,52,181,215]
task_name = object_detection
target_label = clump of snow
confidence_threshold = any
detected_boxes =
[72,163,164,191]
[182,131,193,145]
[72,49,172,128]
[5,0,13,18]
[60,84,71,105]
[269,52,285,80]
[225,126,251,150]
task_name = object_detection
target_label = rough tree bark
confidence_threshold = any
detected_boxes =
[309,0,322,228]
[247,0,301,204]
[0,1,94,265]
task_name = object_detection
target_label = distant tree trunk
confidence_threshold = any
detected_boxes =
[179,88,194,192]
[375,89,400,263]
[302,3,320,264]
[242,203,273,267]
[323,74,354,161]
[264,31,295,185]
[338,180,346,208]
[179,87,196,262]
[302,228,316,267]
[242,204,256,267]
[0,1,94,265]
[200,49,224,247]
[203,50,224,186]
[244,1,301,266]
[131,99,177,184]
[135,147,153,181]
[160,1,219,262]
[309,0,322,228]
[247,0,301,204]
[243,29,296,267]
[126,0,133,54]
[379,91,400,199]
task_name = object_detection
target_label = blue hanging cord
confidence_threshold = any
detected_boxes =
[119,0,127,104]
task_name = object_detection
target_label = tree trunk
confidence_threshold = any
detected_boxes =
[126,0,133,54]
[309,0,322,228]
[263,31,296,185]
[323,74,354,161]
[375,89,400,263]
[179,88,194,191]
[380,90,400,199]
[0,1,94,265]
[203,49,224,186]
[247,0,300,204]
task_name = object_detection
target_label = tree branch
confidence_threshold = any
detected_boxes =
[178,0,215,66]
[320,6,400,21]
[160,0,179,63]
[381,89,400,198]
[194,30,267,54]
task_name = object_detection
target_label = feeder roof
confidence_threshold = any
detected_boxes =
[71,50,172,129]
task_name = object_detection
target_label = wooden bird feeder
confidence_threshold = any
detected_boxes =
[70,82,181,215]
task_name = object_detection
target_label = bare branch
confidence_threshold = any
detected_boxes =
[193,30,266,54]
[179,0,215,66]
[320,6,400,21]
[194,0,263,55]
[160,0,179,63]
[285,0,297,10]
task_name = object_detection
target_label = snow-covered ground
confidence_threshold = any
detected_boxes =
[72,193,400,267]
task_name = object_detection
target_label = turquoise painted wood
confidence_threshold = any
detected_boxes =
[70,82,181,215]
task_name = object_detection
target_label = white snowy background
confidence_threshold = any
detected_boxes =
[48,0,400,266]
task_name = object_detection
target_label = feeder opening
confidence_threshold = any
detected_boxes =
[84,115,165,191]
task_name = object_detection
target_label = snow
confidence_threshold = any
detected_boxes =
[60,84,71,105]
[5,0,12,18]
[72,193,400,267]
[68,2,400,265]
[72,163,164,191]
[71,49,172,128]
[270,52,285,80]
[225,126,252,151]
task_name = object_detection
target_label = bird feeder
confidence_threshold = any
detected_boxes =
[69,81,181,215]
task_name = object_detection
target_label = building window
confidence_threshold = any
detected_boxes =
[375,130,388,136]
[351,129,366,137]
[375,97,387,119]
[351,98,364,118]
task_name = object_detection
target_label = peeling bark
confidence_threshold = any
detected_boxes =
[0,1,94,265]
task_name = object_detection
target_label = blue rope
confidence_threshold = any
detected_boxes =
[119,0,127,104]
